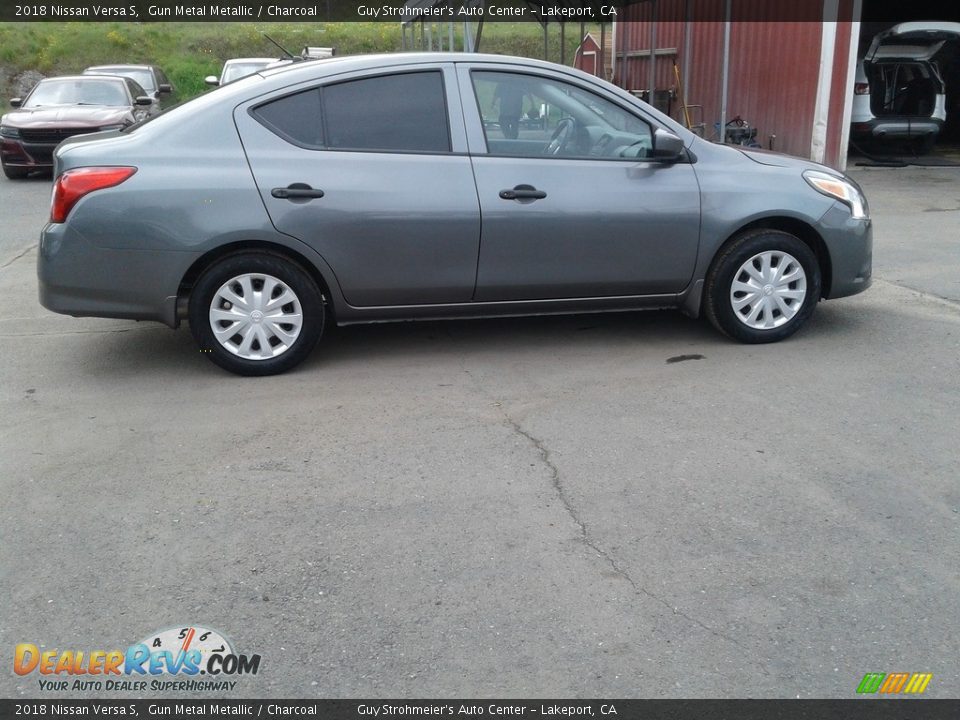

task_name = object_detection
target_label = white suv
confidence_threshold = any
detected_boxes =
[851,22,960,152]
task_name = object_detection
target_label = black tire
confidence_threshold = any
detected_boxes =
[2,163,30,180]
[703,229,821,344]
[188,252,324,376]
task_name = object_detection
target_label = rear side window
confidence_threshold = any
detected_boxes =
[324,72,450,152]
[253,88,324,147]
[251,71,450,153]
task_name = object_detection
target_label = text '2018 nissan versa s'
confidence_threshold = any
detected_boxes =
[38,53,872,376]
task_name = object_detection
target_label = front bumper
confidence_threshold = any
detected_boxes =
[817,202,872,299]
[1,138,54,169]
[38,221,199,328]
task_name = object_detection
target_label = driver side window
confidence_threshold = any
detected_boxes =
[471,71,653,160]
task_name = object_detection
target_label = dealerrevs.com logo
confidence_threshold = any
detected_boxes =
[14,626,261,692]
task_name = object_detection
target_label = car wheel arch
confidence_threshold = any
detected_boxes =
[177,240,340,326]
[706,216,832,305]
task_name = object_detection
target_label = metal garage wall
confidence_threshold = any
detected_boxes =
[615,0,831,160]
[726,20,822,155]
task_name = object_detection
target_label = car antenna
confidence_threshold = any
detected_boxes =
[263,33,296,59]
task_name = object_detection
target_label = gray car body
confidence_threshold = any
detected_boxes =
[38,53,872,329]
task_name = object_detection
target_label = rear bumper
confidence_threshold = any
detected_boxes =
[851,118,942,139]
[38,222,199,328]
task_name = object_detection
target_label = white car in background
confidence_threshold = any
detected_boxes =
[205,58,278,87]
[206,49,336,88]
[850,21,960,152]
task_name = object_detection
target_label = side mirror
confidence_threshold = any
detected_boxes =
[158,83,172,94]
[10,98,22,108]
[652,128,685,161]
[204,76,219,87]
[135,96,153,106]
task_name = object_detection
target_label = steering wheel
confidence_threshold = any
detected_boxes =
[545,117,576,155]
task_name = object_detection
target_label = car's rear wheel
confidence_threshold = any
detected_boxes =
[2,162,30,180]
[703,229,821,343]
[188,253,324,376]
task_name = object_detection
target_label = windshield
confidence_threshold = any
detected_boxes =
[87,68,156,92]
[25,79,128,108]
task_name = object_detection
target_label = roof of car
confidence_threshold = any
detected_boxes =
[41,75,128,83]
[256,52,586,83]
[86,64,157,71]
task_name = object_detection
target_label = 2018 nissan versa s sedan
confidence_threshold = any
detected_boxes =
[38,53,872,376]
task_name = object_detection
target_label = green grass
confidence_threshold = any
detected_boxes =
[0,21,595,108]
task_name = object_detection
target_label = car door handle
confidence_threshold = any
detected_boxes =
[499,185,547,201]
[271,184,325,200]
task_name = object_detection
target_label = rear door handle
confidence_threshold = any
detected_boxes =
[499,184,547,201]
[271,183,325,200]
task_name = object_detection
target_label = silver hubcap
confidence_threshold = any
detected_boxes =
[730,251,807,330]
[209,273,303,360]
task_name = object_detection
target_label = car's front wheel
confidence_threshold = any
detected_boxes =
[703,230,821,343]
[188,252,324,376]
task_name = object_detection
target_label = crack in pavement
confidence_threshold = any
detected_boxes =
[500,408,771,677]
[0,326,164,338]
[1,244,38,270]
[874,277,960,312]
[457,363,771,677]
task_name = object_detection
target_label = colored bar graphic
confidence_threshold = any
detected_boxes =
[879,672,909,693]
[856,673,885,694]
[904,673,933,694]
[857,672,932,694]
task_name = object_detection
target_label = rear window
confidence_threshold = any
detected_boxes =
[251,71,450,154]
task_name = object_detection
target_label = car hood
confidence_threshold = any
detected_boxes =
[735,147,841,175]
[866,21,960,61]
[1,105,131,129]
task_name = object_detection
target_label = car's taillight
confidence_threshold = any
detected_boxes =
[50,166,137,223]
[854,82,870,95]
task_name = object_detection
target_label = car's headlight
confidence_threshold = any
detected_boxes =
[803,170,869,219]
[98,124,126,132]
[1,125,20,138]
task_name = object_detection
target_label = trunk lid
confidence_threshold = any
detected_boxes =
[866,21,960,62]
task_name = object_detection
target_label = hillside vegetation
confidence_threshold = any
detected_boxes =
[0,22,592,105]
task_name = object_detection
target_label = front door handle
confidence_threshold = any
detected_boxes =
[271,183,325,200]
[499,184,547,201]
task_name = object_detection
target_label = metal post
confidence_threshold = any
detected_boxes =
[648,0,657,102]
[683,0,692,107]
[599,23,606,79]
[449,21,455,52]
[719,0,731,142]
[561,22,566,65]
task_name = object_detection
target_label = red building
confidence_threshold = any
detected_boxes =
[592,0,862,169]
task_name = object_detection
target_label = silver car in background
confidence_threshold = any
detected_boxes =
[39,53,872,376]
[82,64,175,109]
